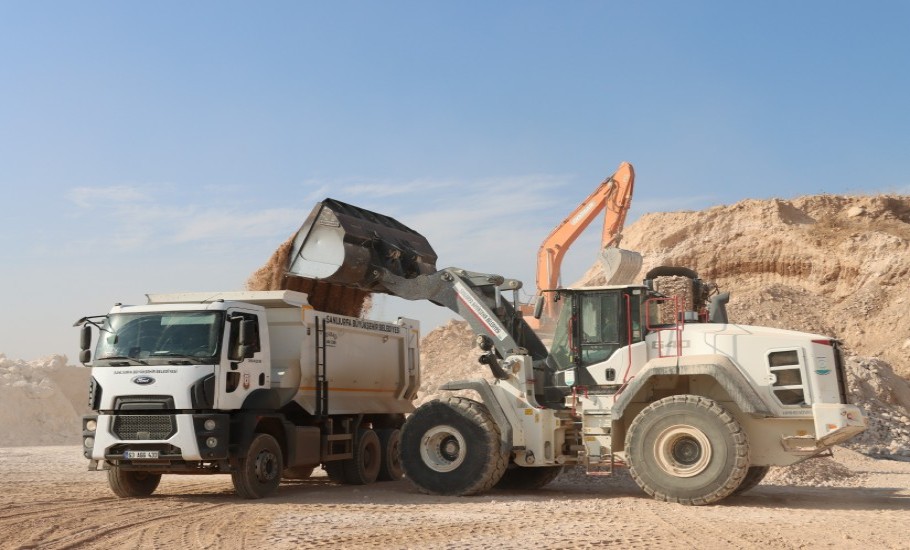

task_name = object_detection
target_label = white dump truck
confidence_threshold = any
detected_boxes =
[287,198,867,505]
[76,290,420,498]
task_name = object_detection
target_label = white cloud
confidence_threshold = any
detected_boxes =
[68,185,151,208]
[173,207,307,243]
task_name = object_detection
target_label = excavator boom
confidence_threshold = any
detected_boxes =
[536,161,641,293]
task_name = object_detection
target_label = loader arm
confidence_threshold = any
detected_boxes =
[285,198,549,368]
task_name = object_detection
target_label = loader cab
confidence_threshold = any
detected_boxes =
[544,286,650,397]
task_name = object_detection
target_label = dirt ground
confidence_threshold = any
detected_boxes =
[2,446,908,549]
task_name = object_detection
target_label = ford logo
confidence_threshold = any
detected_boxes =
[132,375,156,385]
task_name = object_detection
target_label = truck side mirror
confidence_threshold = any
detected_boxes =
[239,319,255,346]
[533,295,545,319]
[80,324,92,350]
[79,325,92,364]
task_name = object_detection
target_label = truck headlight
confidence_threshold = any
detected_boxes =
[85,419,97,432]
[206,437,218,448]
[84,437,94,448]
[204,419,216,431]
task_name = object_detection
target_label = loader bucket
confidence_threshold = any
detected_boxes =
[287,198,438,292]
[599,247,643,285]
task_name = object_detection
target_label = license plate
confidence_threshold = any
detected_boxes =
[124,450,159,460]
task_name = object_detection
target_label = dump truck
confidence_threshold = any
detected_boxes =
[287,198,866,505]
[75,290,420,498]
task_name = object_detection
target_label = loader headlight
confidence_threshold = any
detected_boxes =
[204,419,216,431]
[85,419,97,432]
[206,437,218,448]
[84,437,94,448]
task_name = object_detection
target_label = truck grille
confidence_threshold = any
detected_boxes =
[112,415,176,440]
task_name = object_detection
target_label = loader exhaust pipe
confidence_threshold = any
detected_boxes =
[286,198,438,293]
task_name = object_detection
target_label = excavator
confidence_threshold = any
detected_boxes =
[527,161,642,330]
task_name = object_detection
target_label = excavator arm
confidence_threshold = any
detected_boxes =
[536,161,640,294]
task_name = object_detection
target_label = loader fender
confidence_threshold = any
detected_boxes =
[611,355,772,422]
[439,379,513,456]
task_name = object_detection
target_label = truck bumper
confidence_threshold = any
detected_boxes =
[813,403,866,447]
[87,413,229,464]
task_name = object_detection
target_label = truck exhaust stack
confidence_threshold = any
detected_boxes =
[287,198,438,293]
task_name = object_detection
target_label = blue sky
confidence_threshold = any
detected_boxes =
[1,2,908,360]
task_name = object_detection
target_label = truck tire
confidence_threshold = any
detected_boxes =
[732,465,770,495]
[376,428,404,481]
[625,395,749,506]
[107,467,161,498]
[341,429,382,485]
[283,466,315,480]
[494,465,563,490]
[324,461,346,483]
[231,433,283,499]
[400,397,508,496]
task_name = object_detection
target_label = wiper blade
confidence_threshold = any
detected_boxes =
[98,356,148,365]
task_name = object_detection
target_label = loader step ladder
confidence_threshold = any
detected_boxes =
[581,410,614,476]
[314,316,329,418]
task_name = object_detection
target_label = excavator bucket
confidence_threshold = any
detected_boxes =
[599,247,643,285]
[286,198,438,292]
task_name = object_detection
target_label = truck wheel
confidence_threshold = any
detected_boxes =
[283,466,315,480]
[107,467,161,497]
[494,465,563,490]
[231,433,283,499]
[400,397,508,496]
[732,465,770,495]
[324,461,346,483]
[625,395,749,505]
[376,428,404,481]
[341,429,382,485]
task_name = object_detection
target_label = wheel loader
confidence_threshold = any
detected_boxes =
[286,198,866,505]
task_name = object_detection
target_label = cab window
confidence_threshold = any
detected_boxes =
[578,292,621,366]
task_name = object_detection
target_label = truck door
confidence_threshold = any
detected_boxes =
[578,291,623,367]
[217,310,268,410]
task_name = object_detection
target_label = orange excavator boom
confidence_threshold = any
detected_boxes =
[536,161,637,294]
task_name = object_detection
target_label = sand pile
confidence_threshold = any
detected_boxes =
[247,234,372,317]
[845,356,910,459]
[416,320,493,406]
[0,354,90,446]
[764,456,864,487]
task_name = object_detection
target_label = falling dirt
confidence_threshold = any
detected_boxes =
[246,234,372,317]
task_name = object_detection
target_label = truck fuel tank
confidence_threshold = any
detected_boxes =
[287,198,438,293]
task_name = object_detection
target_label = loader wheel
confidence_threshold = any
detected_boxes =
[376,428,404,481]
[231,433,283,499]
[341,429,382,485]
[494,465,563,490]
[107,467,161,498]
[625,395,749,505]
[732,465,770,495]
[283,465,315,480]
[400,397,508,496]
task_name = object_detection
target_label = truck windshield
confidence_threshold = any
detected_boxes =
[95,311,224,365]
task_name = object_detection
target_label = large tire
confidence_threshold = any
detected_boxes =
[324,461,346,483]
[341,429,382,485]
[231,433,283,499]
[400,397,508,496]
[107,467,161,498]
[494,465,563,490]
[376,428,404,481]
[283,465,315,480]
[625,395,749,505]
[732,465,770,495]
